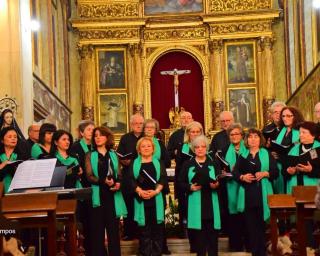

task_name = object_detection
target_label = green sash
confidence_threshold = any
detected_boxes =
[90,150,127,217]
[152,137,161,160]
[237,148,274,221]
[273,127,300,194]
[0,153,17,194]
[55,152,82,189]
[31,143,43,159]
[133,156,164,226]
[286,141,320,194]
[182,143,191,155]
[187,165,221,230]
[79,138,90,154]
[225,141,248,214]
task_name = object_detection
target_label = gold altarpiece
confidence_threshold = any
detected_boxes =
[72,0,280,138]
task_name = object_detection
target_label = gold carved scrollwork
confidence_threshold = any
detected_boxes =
[208,0,271,13]
[129,42,143,57]
[144,27,207,41]
[192,45,206,55]
[79,29,139,40]
[261,36,274,50]
[146,47,158,58]
[210,21,271,35]
[78,3,139,18]
[262,98,275,125]
[78,44,94,59]
[208,39,223,54]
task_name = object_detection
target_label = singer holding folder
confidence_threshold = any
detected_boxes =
[85,126,127,256]
[129,137,168,256]
[233,129,278,256]
[31,123,57,159]
[217,123,249,252]
[283,122,320,194]
[178,135,221,256]
[0,127,27,193]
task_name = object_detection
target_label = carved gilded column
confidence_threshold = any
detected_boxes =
[261,37,275,125]
[209,39,224,130]
[78,44,94,120]
[132,42,144,115]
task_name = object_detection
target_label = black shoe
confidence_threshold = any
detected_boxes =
[162,248,171,255]
[122,235,134,241]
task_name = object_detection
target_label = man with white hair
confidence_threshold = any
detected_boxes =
[209,111,234,155]
[262,101,286,143]
[117,113,144,240]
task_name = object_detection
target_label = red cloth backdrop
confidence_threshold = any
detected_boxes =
[150,51,204,129]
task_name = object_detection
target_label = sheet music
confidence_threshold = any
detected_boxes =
[9,159,57,191]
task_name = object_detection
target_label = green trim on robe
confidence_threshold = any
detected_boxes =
[133,155,164,227]
[237,148,274,221]
[90,150,127,218]
[0,153,17,194]
[273,127,300,194]
[225,141,249,214]
[79,138,90,154]
[286,141,320,194]
[187,165,221,230]
[152,137,161,160]
[31,143,43,159]
[55,151,83,189]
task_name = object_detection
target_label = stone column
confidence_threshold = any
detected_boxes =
[261,37,275,125]
[78,44,94,120]
[209,39,224,130]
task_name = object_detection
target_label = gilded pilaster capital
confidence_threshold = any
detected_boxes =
[208,39,223,54]
[129,42,143,57]
[258,37,275,51]
[78,44,94,59]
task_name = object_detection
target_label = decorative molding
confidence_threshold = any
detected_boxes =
[133,103,144,116]
[192,44,207,55]
[208,39,223,54]
[144,27,207,41]
[129,42,143,57]
[0,95,18,114]
[78,3,139,18]
[211,100,224,130]
[210,21,271,35]
[261,36,275,50]
[82,106,94,121]
[78,44,94,59]
[146,47,158,58]
[79,29,139,40]
[262,98,274,125]
[208,0,271,13]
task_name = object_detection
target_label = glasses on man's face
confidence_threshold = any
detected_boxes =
[282,114,294,118]
[230,132,241,136]
[221,119,232,123]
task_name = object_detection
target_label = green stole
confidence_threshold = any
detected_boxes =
[55,151,82,189]
[225,141,248,214]
[133,156,164,226]
[90,150,127,218]
[31,143,43,159]
[182,143,191,155]
[79,138,90,153]
[187,164,221,230]
[152,137,161,160]
[286,141,320,194]
[0,153,17,194]
[237,148,274,221]
[273,127,300,194]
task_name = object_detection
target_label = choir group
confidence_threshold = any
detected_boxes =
[0,102,320,256]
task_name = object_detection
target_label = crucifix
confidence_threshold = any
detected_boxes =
[160,68,191,109]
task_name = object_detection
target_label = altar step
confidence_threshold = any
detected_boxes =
[121,237,251,256]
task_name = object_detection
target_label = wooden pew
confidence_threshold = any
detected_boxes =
[1,192,58,256]
[268,194,296,256]
[292,185,317,256]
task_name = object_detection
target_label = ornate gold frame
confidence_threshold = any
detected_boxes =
[226,86,259,129]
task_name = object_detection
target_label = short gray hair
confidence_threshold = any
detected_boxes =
[190,135,209,152]
[219,111,234,120]
[78,120,95,133]
[270,101,286,113]
[226,123,244,137]
[130,113,144,124]
[143,118,160,132]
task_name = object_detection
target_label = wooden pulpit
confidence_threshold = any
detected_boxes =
[268,194,296,256]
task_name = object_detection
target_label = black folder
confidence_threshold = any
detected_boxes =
[287,148,320,167]
[215,151,231,172]
[270,140,293,155]
[263,126,280,141]
[0,160,24,180]
[116,152,133,160]
[237,155,257,175]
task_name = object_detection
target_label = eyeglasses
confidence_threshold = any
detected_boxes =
[230,133,241,136]
[145,126,156,129]
[282,114,294,118]
[221,119,232,123]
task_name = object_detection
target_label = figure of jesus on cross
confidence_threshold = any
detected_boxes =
[160,68,191,109]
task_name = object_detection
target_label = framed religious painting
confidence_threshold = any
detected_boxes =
[225,42,256,85]
[227,87,259,128]
[97,49,126,90]
[98,93,129,135]
[144,0,203,16]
